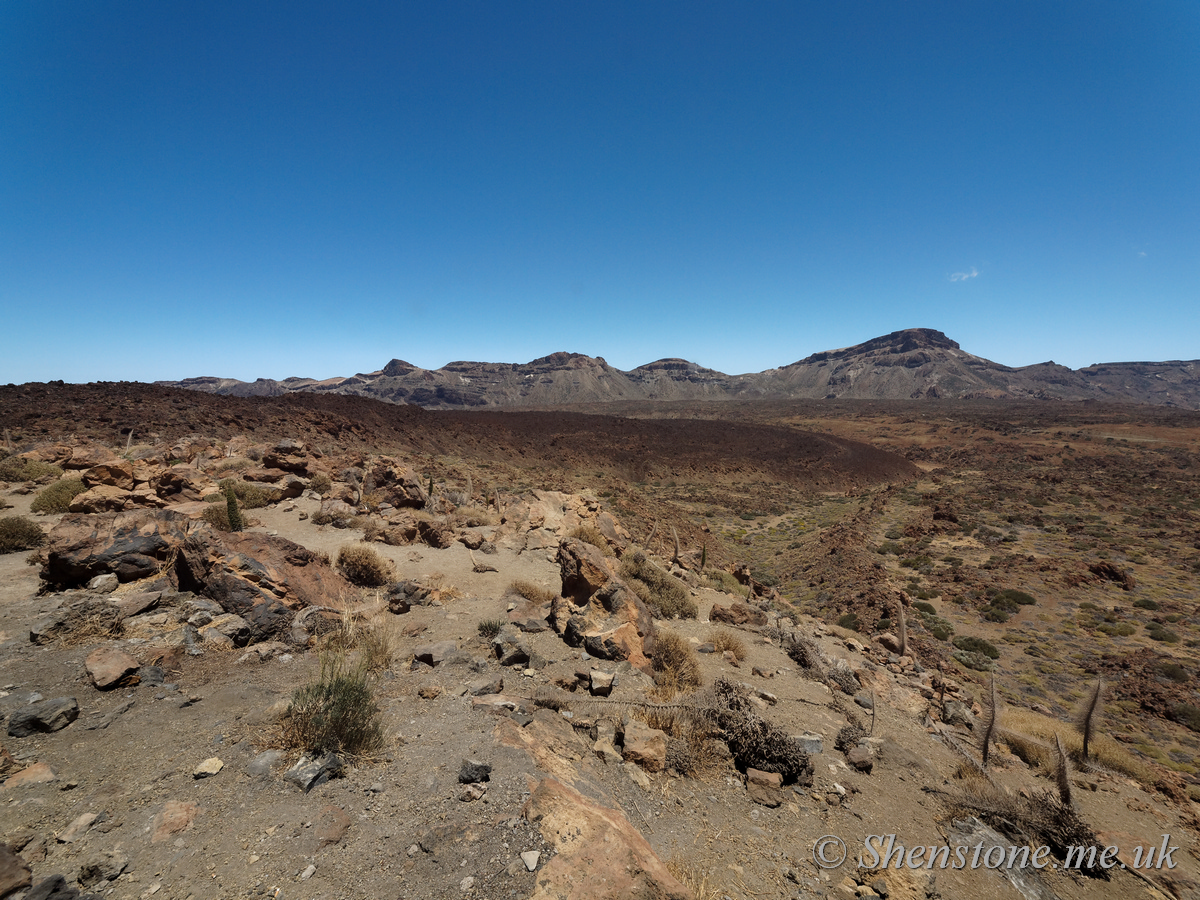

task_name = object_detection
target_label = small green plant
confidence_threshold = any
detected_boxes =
[281,654,385,757]
[620,549,696,619]
[477,618,505,639]
[0,457,63,483]
[337,544,395,587]
[1147,622,1180,643]
[953,635,1000,659]
[913,601,937,615]
[837,612,862,632]
[224,485,245,532]
[218,477,280,509]
[0,516,46,554]
[704,569,742,593]
[1158,662,1190,684]
[30,478,87,514]
[1131,597,1159,610]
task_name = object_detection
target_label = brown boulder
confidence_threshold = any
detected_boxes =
[261,450,310,474]
[152,465,217,502]
[85,647,140,690]
[367,457,427,508]
[42,509,200,588]
[709,602,768,627]
[63,444,119,470]
[0,843,32,897]
[556,538,617,601]
[81,461,135,491]
[746,767,783,807]
[68,485,135,513]
[417,519,456,548]
[522,777,692,900]
[621,720,667,773]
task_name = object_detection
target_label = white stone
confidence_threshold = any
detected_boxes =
[521,850,541,871]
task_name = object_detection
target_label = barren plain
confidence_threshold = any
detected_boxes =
[1,383,1199,900]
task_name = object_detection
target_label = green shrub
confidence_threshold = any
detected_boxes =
[1147,622,1180,644]
[30,478,87,514]
[1173,703,1200,733]
[953,635,1000,659]
[913,601,937,615]
[218,477,281,509]
[876,541,902,555]
[337,543,395,587]
[1097,622,1135,636]
[477,618,505,639]
[202,504,232,531]
[619,549,696,619]
[281,654,385,757]
[224,485,245,532]
[996,588,1037,606]
[0,458,63,483]
[0,516,45,554]
[837,612,861,632]
[953,650,995,672]
[704,570,742,593]
[1159,662,1190,684]
[900,555,933,570]
[1134,598,1160,610]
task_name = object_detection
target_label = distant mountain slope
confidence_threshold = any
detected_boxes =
[156,328,1200,409]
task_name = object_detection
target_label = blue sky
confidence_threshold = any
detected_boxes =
[2,2,1197,383]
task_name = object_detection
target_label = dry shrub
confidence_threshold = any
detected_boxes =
[425,572,462,600]
[620,549,697,619]
[201,504,232,531]
[280,654,385,758]
[569,524,612,555]
[308,472,333,496]
[710,677,812,785]
[54,601,125,646]
[360,519,385,543]
[999,706,1153,783]
[665,728,729,781]
[359,620,396,673]
[708,628,746,661]
[509,579,558,605]
[212,457,253,474]
[651,630,702,700]
[337,544,395,587]
[0,516,46,554]
[30,478,87,514]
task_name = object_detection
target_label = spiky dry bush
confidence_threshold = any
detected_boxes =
[0,515,46,554]
[281,654,385,758]
[709,678,812,785]
[30,478,86,514]
[308,472,333,496]
[652,630,703,700]
[508,579,558,605]
[336,544,396,587]
[620,549,697,619]
[946,780,1108,878]
[708,628,746,661]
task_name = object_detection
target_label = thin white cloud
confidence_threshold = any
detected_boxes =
[948,267,979,282]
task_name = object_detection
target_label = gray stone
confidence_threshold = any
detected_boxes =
[0,843,32,897]
[87,573,119,594]
[459,759,492,783]
[468,676,503,696]
[78,848,128,888]
[853,692,874,710]
[7,697,79,737]
[794,732,823,754]
[26,874,102,900]
[589,669,615,697]
[283,752,344,792]
[943,699,975,730]
[413,641,458,667]
[521,850,541,871]
[847,746,874,773]
[246,750,284,777]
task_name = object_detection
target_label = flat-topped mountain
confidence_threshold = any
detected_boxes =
[156,328,1200,409]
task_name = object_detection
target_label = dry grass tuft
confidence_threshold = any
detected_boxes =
[666,857,721,900]
[651,630,703,700]
[998,706,1154,784]
[337,544,396,587]
[508,579,558,605]
[569,524,613,555]
[708,628,746,661]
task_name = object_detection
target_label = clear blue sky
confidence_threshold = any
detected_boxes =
[2,2,1197,383]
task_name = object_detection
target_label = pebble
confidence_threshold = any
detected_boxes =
[300,865,316,880]
[521,850,541,871]
[193,757,224,779]
[459,876,475,892]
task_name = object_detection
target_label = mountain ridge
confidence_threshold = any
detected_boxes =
[155,328,1200,410]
